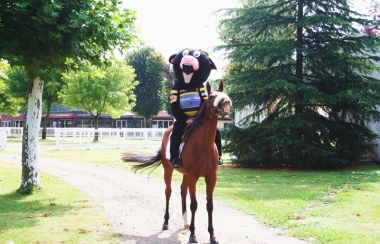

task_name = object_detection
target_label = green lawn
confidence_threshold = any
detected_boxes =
[1,138,380,244]
[0,163,119,244]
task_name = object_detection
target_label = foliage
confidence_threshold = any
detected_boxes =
[61,60,137,127]
[125,46,166,126]
[0,0,137,73]
[0,0,138,190]
[0,61,25,117]
[41,70,66,139]
[162,63,175,115]
[217,0,380,168]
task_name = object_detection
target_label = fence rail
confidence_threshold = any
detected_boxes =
[0,127,167,150]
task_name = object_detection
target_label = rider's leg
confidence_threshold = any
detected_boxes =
[215,129,223,165]
[170,121,185,168]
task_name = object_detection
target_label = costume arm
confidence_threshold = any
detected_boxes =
[198,84,208,106]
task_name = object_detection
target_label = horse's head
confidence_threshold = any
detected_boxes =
[206,82,232,118]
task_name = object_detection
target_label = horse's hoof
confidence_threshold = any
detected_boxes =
[210,236,219,244]
[189,235,198,243]
[162,224,169,230]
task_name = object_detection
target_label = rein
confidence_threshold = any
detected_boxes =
[182,94,220,142]
[201,97,220,123]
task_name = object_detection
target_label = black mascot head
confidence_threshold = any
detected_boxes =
[169,49,217,88]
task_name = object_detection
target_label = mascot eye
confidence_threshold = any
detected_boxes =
[182,50,189,56]
[193,51,201,58]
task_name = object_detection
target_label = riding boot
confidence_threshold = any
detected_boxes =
[170,122,183,168]
[215,129,223,165]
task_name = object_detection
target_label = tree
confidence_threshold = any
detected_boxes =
[125,46,165,127]
[41,71,65,139]
[0,0,137,192]
[162,63,175,115]
[1,64,65,139]
[0,61,25,117]
[61,60,137,141]
[217,0,380,168]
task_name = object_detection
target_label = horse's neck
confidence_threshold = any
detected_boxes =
[195,112,218,148]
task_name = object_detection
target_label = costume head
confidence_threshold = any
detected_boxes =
[169,49,217,88]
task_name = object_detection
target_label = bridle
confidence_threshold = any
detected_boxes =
[204,92,231,121]
[182,90,231,142]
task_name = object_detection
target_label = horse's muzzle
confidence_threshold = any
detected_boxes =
[219,100,231,117]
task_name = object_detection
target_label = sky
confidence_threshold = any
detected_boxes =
[119,1,373,79]
[119,0,240,79]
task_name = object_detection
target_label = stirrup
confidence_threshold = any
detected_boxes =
[171,158,181,168]
[218,157,223,165]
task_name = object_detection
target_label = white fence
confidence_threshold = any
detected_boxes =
[0,127,167,150]
[0,128,7,150]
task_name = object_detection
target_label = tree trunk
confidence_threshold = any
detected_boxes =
[41,102,52,139]
[18,72,44,193]
[93,115,99,142]
[144,117,150,128]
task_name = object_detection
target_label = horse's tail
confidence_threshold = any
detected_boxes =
[131,148,162,174]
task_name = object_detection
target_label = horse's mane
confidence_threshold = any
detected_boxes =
[185,94,209,140]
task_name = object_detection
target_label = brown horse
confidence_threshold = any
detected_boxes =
[126,82,231,244]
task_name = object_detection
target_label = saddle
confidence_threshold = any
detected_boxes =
[165,125,193,160]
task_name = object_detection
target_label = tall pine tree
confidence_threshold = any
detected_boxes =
[217,0,380,168]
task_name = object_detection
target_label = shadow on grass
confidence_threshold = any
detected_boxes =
[0,190,76,232]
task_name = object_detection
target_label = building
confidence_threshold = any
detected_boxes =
[0,110,232,129]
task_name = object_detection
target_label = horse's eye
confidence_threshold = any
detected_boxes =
[193,51,201,58]
[182,50,189,56]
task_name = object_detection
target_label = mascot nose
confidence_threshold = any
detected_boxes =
[180,55,200,74]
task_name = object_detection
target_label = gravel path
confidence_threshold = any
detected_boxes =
[2,154,307,244]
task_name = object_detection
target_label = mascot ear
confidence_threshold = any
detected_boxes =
[169,54,177,64]
[209,58,217,70]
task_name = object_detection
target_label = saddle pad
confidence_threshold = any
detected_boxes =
[165,133,185,160]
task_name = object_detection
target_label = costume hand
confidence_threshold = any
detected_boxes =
[186,118,194,125]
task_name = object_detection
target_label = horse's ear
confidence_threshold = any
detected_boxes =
[206,82,212,95]
[218,82,224,92]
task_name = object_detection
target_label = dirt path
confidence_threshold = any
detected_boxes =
[2,154,307,244]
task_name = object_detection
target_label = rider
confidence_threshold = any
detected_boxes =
[169,48,223,168]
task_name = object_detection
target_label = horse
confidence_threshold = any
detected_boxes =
[124,82,231,244]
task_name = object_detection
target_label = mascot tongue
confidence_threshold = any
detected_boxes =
[183,72,193,83]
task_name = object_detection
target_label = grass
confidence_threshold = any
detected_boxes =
[1,137,380,243]
[0,163,119,244]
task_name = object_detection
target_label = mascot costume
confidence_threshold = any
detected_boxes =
[169,48,223,168]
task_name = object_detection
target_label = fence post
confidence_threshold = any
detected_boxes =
[0,128,7,150]
[55,128,60,150]
[144,128,148,149]
[87,129,91,150]
[116,128,120,149]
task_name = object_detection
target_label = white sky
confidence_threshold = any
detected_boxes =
[119,1,372,79]
[119,0,240,79]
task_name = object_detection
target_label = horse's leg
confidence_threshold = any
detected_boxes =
[205,172,219,244]
[181,174,189,229]
[188,175,199,243]
[162,164,174,230]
